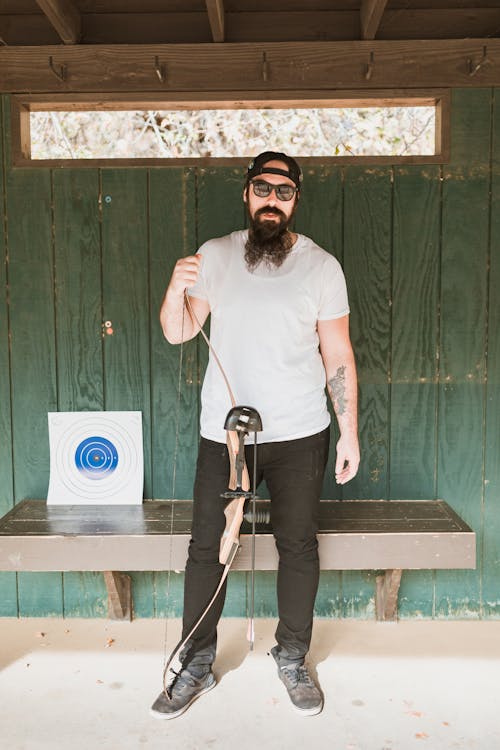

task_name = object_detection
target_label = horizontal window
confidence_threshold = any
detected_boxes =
[12,93,449,167]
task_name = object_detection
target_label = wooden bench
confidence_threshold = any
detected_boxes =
[0,499,475,622]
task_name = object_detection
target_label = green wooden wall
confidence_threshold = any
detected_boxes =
[0,89,499,619]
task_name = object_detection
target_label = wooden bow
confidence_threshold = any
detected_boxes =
[162,293,260,698]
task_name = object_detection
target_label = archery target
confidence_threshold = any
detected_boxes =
[74,436,119,479]
[47,411,143,505]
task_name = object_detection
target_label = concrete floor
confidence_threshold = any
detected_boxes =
[0,618,499,750]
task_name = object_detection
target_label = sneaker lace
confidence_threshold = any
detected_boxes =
[281,664,315,689]
[165,668,197,697]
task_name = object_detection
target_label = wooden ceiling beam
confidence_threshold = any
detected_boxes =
[206,0,225,43]
[360,0,389,40]
[35,0,82,45]
[2,40,500,93]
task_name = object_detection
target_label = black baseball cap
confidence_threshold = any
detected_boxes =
[246,151,303,190]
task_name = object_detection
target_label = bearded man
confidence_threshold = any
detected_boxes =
[153,152,360,719]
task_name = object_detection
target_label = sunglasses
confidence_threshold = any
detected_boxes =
[251,180,298,202]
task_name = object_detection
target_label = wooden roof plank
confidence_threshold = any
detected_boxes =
[0,15,61,46]
[206,0,225,43]
[35,0,81,44]
[2,9,500,45]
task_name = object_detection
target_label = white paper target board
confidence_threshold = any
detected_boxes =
[47,411,143,505]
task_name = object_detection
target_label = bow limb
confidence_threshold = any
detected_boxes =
[162,491,247,697]
[162,560,232,696]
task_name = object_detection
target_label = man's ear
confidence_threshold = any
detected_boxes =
[243,186,248,203]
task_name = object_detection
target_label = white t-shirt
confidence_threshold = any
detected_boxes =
[188,230,349,444]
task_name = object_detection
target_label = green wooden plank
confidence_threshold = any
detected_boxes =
[63,572,107,617]
[4,96,62,616]
[398,570,435,620]
[197,166,246,247]
[249,572,278,618]
[294,165,344,264]
[0,95,17,616]
[17,572,63,617]
[130,572,156,617]
[342,166,392,500]
[52,169,105,617]
[0,572,18,617]
[450,88,493,168]
[0,95,13,516]
[435,385,484,619]
[441,93,490,383]
[315,571,343,618]
[154,571,184,618]
[222,571,249,617]
[5,134,57,501]
[435,89,491,618]
[341,570,377,618]
[392,166,441,384]
[101,169,153,613]
[53,169,103,412]
[149,168,198,499]
[482,87,500,618]
[390,385,437,499]
[390,166,440,497]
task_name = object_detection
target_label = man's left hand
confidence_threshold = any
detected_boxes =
[335,434,360,485]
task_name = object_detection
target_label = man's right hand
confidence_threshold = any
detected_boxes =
[160,254,209,344]
[168,254,202,297]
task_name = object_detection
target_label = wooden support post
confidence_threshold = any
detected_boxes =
[103,571,132,620]
[375,569,403,621]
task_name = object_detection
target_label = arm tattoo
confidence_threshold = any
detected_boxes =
[329,365,347,416]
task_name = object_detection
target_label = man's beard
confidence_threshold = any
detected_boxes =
[244,206,294,271]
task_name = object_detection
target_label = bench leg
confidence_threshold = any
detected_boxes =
[375,569,403,621]
[103,571,132,620]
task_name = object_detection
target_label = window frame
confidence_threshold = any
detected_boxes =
[11,90,450,168]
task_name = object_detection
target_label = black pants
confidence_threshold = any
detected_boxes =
[181,427,330,671]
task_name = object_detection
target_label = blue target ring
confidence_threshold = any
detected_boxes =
[74,436,118,480]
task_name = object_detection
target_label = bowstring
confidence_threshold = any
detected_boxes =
[162,294,185,677]
[184,291,236,408]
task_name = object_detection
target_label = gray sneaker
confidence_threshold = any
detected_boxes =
[150,669,216,720]
[271,645,323,716]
